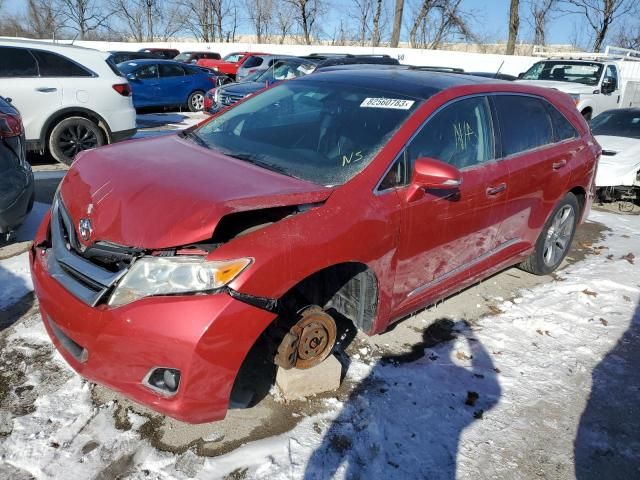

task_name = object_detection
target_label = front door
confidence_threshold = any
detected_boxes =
[392,96,508,306]
[158,63,189,105]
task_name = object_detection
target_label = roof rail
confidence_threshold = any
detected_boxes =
[409,65,465,73]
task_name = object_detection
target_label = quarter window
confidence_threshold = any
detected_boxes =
[242,56,264,68]
[407,96,495,170]
[0,47,38,77]
[494,95,553,156]
[30,50,91,77]
[547,104,578,142]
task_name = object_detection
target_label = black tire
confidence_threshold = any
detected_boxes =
[48,116,105,166]
[519,192,580,275]
[188,90,205,112]
[581,109,592,121]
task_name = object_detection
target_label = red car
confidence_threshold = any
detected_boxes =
[196,51,269,78]
[31,69,598,423]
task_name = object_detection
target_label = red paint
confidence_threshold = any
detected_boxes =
[31,80,598,423]
[196,52,269,77]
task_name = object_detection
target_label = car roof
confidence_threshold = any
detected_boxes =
[303,67,503,99]
[0,37,95,51]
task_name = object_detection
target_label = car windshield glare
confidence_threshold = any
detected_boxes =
[194,81,420,185]
[522,61,603,86]
[591,111,640,139]
[174,53,190,61]
[223,53,243,62]
[256,62,317,82]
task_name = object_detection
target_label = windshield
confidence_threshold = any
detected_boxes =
[255,61,317,82]
[521,61,604,86]
[591,110,640,139]
[192,80,420,185]
[174,53,190,62]
[223,53,244,63]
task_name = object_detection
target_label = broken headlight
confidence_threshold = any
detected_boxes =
[108,256,251,307]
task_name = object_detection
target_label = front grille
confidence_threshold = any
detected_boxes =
[220,93,245,106]
[47,196,129,306]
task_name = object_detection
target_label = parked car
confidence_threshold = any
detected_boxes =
[0,39,136,165]
[590,108,640,203]
[174,51,222,64]
[138,48,180,59]
[107,50,162,65]
[31,69,598,423]
[235,54,298,81]
[0,97,34,239]
[516,53,640,119]
[117,59,219,111]
[196,52,270,79]
[205,55,400,114]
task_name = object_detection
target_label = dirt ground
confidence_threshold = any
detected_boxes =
[0,212,608,458]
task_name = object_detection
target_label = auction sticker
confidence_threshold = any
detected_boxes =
[360,98,415,109]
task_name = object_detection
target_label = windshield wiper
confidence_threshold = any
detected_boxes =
[181,130,209,149]
[226,153,298,178]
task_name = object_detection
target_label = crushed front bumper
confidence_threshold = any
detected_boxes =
[30,214,276,423]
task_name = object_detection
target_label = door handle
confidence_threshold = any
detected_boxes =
[35,87,57,93]
[553,159,567,170]
[486,183,507,196]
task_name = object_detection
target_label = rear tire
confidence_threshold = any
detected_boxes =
[48,116,105,166]
[188,90,205,112]
[519,193,579,275]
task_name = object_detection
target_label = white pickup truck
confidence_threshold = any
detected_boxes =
[516,46,640,120]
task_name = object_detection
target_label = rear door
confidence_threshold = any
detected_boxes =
[0,46,61,142]
[158,63,189,104]
[391,95,509,305]
[492,94,573,250]
[131,64,159,107]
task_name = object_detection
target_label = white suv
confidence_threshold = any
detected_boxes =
[0,39,137,165]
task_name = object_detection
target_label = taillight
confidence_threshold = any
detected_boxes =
[0,112,23,137]
[112,83,132,96]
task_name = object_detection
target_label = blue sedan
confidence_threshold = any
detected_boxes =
[117,59,220,111]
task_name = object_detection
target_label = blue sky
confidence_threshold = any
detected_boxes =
[0,0,601,46]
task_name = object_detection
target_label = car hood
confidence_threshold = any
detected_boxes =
[594,135,640,187]
[515,80,595,94]
[59,134,332,249]
[222,81,267,96]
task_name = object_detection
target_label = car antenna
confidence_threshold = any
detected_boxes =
[494,60,505,79]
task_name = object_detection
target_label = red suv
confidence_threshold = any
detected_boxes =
[31,69,598,423]
[196,51,269,78]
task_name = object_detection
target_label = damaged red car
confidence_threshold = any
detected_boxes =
[30,69,599,423]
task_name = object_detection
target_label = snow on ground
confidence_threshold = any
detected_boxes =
[0,210,638,479]
[0,253,33,311]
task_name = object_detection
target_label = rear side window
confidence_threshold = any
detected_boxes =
[546,104,578,141]
[159,64,185,77]
[242,56,264,68]
[136,64,158,79]
[494,95,553,156]
[31,50,92,77]
[0,47,38,77]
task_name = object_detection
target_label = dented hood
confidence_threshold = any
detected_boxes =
[59,134,332,249]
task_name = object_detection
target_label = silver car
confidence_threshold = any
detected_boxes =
[235,55,298,81]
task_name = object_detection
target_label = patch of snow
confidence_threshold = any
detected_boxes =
[0,252,33,310]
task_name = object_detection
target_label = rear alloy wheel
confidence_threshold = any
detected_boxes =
[274,306,338,370]
[49,116,104,166]
[188,90,205,112]
[519,192,579,275]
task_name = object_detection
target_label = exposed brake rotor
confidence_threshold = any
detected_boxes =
[274,306,337,370]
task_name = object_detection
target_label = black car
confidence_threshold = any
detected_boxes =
[0,97,34,238]
[108,51,164,65]
[138,48,180,59]
[174,51,222,64]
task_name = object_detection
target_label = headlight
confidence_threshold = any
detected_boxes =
[569,94,580,105]
[108,256,251,307]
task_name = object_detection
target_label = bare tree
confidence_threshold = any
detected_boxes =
[409,0,436,48]
[180,0,219,42]
[530,0,556,45]
[390,0,404,47]
[55,0,114,39]
[561,0,638,52]
[408,0,474,49]
[24,0,63,38]
[506,0,520,54]
[284,0,324,45]
[111,0,184,41]
[611,22,640,49]
[352,0,373,46]
[274,2,294,43]
[245,0,273,43]
[371,0,383,46]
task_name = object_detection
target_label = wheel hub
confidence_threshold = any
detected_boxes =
[274,306,337,370]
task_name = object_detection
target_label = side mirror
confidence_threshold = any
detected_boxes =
[517,72,524,79]
[5,97,11,103]
[601,78,616,94]
[407,157,462,201]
